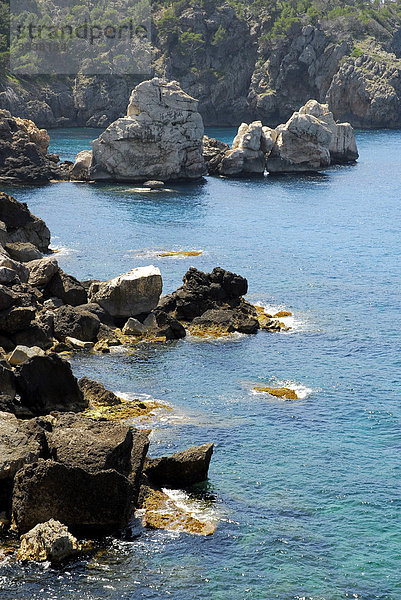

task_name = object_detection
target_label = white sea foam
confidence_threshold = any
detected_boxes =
[252,379,315,400]
[254,301,309,333]
[49,244,77,257]
[115,391,193,427]
[162,488,220,525]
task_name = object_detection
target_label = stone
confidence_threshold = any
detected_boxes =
[143,309,186,341]
[0,359,16,399]
[53,305,100,342]
[89,265,162,318]
[12,459,134,535]
[0,253,29,284]
[0,306,36,334]
[8,345,45,365]
[70,150,92,181]
[27,257,59,287]
[78,376,121,407]
[89,78,206,182]
[220,121,266,176]
[143,180,165,189]
[65,337,94,349]
[0,285,18,311]
[202,136,230,175]
[122,317,147,336]
[45,268,87,306]
[14,354,87,416]
[191,304,259,335]
[267,111,332,173]
[299,99,358,162]
[46,413,136,477]
[254,386,298,399]
[144,442,214,488]
[0,411,43,484]
[17,519,81,563]
[5,242,42,262]
[0,193,51,252]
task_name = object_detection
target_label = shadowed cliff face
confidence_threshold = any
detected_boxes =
[2,3,401,129]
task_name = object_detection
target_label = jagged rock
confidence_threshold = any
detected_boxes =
[299,99,358,162]
[202,136,230,175]
[12,459,134,535]
[53,305,100,342]
[144,443,214,488]
[89,265,162,318]
[158,266,248,321]
[220,121,265,176]
[17,519,81,563]
[27,257,59,288]
[14,354,87,416]
[143,309,186,340]
[0,253,29,284]
[45,268,87,306]
[78,376,121,407]
[0,193,51,252]
[266,111,332,173]
[8,345,45,366]
[4,242,42,263]
[0,360,16,399]
[191,305,259,334]
[70,150,92,181]
[0,285,18,311]
[89,78,206,182]
[0,111,62,184]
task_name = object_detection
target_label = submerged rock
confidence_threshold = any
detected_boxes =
[17,519,81,563]
[254,386,298,399]
[89,78,206,182]
[78,376,122,407]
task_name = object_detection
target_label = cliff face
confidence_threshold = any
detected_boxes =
[2,3,401,129]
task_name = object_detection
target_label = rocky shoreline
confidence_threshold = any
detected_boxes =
[0,186,292,562]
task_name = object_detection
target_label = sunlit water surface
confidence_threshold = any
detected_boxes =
[1,128,400,600]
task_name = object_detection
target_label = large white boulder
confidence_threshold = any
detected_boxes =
[266,111,333,173]
[220,121,266,176]
[89,265,162,318]
[89,78,206,182]
[299,100,358,162]
[17,519,80,562]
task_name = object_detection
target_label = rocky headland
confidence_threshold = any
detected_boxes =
[2,2,401,130]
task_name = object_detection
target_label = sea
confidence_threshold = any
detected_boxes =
[0,127,400,600]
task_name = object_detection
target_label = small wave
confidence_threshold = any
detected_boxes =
[187,330,246,342]
[254,302,308,333]
[121,187,175,193]
[116,391,193,426]
[49,245,77,257]
[162,488,220,525]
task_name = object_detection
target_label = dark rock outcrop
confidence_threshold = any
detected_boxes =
[12,459,134,535]
[0,192,50,252]
[14,354,87,416]
[53,305,100,342]
[45,269,88,306]
[78,376,121,407]
[144,443,214,488]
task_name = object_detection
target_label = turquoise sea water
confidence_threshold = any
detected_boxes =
[1,128,401,600]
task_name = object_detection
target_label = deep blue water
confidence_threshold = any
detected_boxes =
[1,128,401,600]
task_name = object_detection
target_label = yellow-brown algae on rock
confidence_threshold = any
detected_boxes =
[82,397,172,422]
[157,251,203,258]
[273,310,292,318]
[186,322,232,339]
[140,487,216,536]
[254,386,299,400]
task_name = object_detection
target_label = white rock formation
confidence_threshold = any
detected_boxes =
[266,111,333,173]
[89,265,162,318]
[89,78,206,182]
[220,121,266,175]
[17,519,80,562]
[70,150,92,181]
[299,99,358,162]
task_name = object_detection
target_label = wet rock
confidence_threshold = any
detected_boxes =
[78,376,121,407]
[53,305,100,342]
[45,269,87,306]
[122,317,147,336]
[254,386,298,399]
[89,265,162,319]
[144,442,214,488]
[17,519,81,563]
[14,354,87,416]
[143,309,186,341]
[12,459,134,535]
[191,305,259,335]
[90,78,206,182]
[143,180,165,189]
